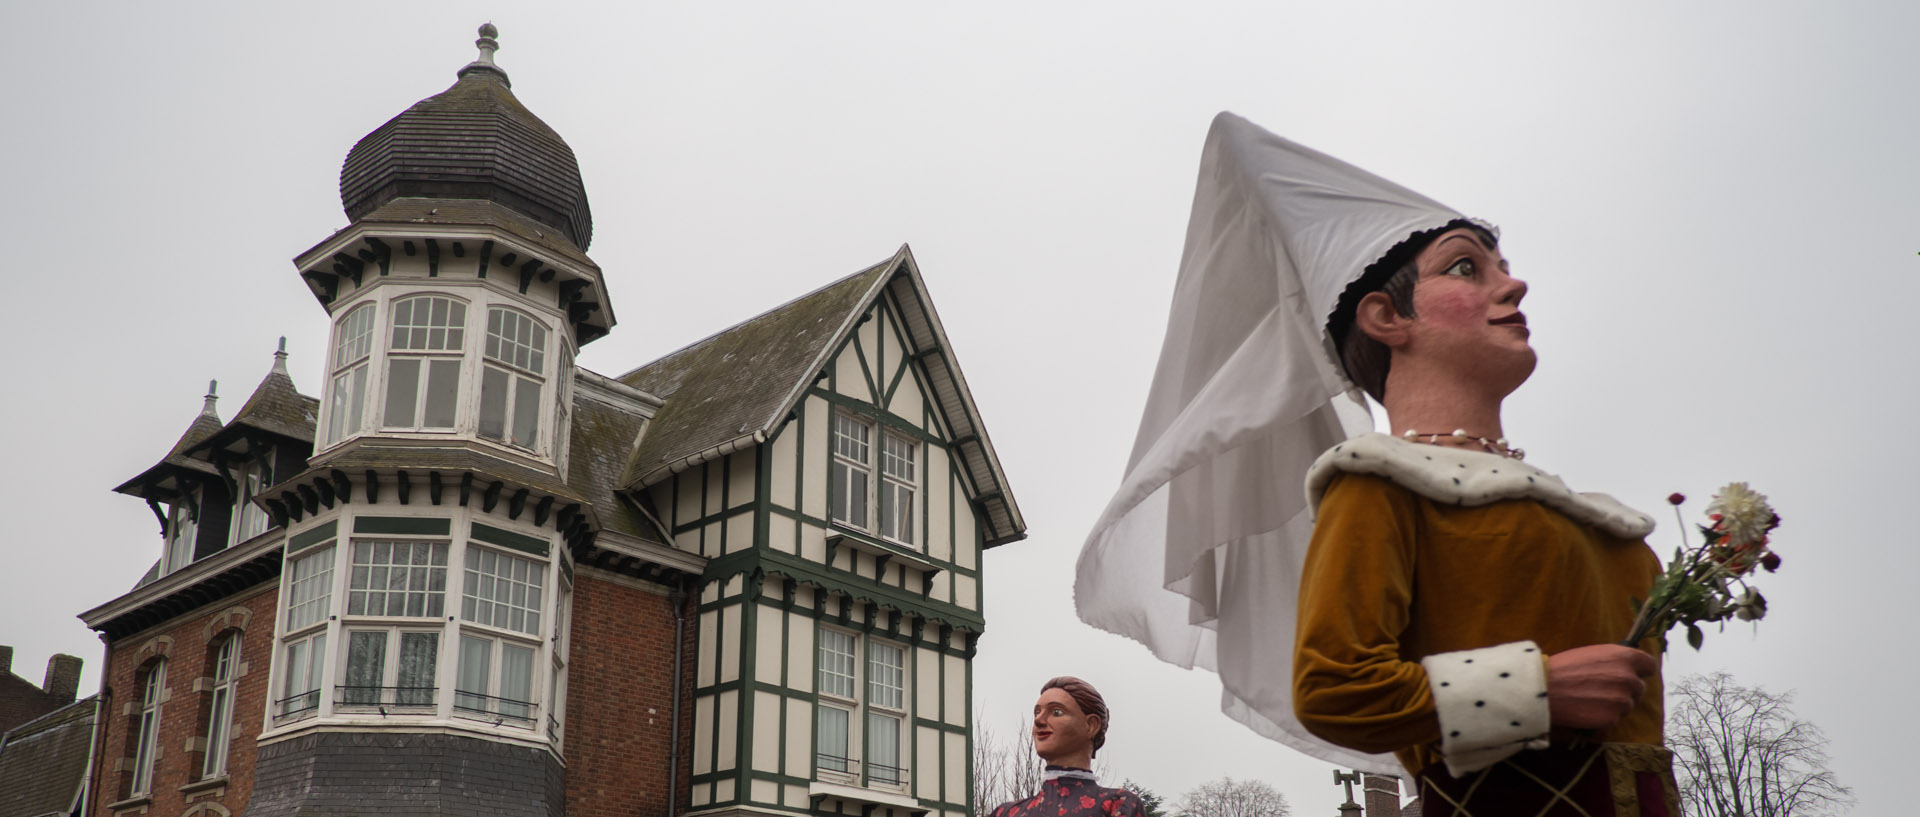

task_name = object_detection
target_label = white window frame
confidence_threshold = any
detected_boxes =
[478,306,549,451]
[382,294,469,433]
[230,456,272,547]
[453,631,540,727]
[277,542,335,722]
[878,433,917,546]
[813,626,909,790]
[202,637,238,779]
[325,302,376,446]
[130,660,166,796]
[340,627,443,711]
[339,538,449,712]
[165,496,199,575]
[829,413,872,531]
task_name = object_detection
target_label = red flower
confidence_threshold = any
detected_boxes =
[1761,552,1781,572]
[1081,797,1097,810]
[1668,492,1686,505]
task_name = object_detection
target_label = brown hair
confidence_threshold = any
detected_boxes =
[1040,676,1108,757]
[1328,220,1498,401]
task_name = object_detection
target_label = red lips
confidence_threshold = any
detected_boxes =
[1489,313,1527,327]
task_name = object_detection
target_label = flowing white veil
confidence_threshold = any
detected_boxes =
[1073,112,1483,773]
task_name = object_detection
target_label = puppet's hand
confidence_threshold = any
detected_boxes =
[1546,645,1656,729]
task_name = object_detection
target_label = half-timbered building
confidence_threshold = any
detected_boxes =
[76,25,1023,817]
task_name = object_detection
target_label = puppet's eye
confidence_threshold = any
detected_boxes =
[1443,259,1475,278]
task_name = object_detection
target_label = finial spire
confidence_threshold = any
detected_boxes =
[201,380,220,418]
[457,22,511,86]
[272,336,289,375]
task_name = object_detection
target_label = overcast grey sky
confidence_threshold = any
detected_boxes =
[3,2,1914,812]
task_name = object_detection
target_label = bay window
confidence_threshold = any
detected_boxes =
[383,295,466,431]
[327,303,375,444]
[341,540,448,709]
[479,307,547,449]
[202,637,238,778]
[278,543,335,720]
[130,660,166,796]
[456,546,545,723]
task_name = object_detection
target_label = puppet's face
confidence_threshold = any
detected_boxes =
[1031,688,1098,764]
[1406,226,1535,389]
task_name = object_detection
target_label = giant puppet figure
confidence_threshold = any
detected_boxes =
[989,677,1147,817]
[1076,114,1677,815]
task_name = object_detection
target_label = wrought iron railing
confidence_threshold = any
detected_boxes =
[452,690,537,725]
[273,690,320,720]
[867,760,906,786]
[335,685,438,710]
[814,754,908,786]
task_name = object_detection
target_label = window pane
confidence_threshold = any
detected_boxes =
[868,642,904,709]
[335,304,374,369]
[345,631,387,705]
[817,629,855,699]
[456,635,492,714]
[463,547,545,635]
[816,706,849,771]
[385,358,420,428]
[848,470,867,528]
[203,684,231,777]
[424,359,461,428]
[500,643,535,720]
[348,541,447,620]
[397,632,438,707]
[511,376,541,448]
[348,366,368,436]
[867,712,901,783]
[286,546,336,631]
[479,366,509,440]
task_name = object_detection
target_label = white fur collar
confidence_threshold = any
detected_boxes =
[1305,433,1655,539]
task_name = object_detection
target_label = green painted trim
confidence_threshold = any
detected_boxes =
[470,521,549,557]
[700,462,712,557]
[767,506,977,578]
[735,581,758,804]
[910,716,967,734]
[849,320,881,404]
[674,502,757,536]
[288,519,338,551]
[709,604,725,779]
[705,549,984,631]
[806,388,946,448]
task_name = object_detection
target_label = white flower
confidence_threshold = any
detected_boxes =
[1707,482,1774,545]
[1733,587,1768,622]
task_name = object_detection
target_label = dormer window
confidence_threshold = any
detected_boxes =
[479,307,547,449]
[327,303,376,444]
[165,497,198,575]
[383,295,468,431]
[231,457,272,545]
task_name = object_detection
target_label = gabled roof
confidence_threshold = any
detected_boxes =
[0,695,96,817]
[565,371,668,546]
[112,393,223,500]
[619,246,1026,546]
[186,353,319,457]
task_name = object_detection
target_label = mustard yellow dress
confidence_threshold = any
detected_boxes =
[1291,434,1679,816]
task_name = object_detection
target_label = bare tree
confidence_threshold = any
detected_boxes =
[1667,672,1854,817]
[1176,777,1290,817]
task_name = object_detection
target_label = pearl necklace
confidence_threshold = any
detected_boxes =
[1402,428,1525,460]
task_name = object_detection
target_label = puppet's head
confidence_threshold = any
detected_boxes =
[1033,676,1108,764]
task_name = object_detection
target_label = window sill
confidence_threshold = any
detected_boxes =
[106,794,153,813]
[826,528,939,577]
[808,780,924,813]
[179,775,228,795]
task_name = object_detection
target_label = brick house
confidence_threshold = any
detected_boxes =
[77,25,1023,817]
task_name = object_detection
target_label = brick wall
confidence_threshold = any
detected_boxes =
[564,570,697,817]
[91,584,279,817]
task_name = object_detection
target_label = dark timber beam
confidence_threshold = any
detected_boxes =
[518,259,540,294]
[482,481,503,513]
[395,471,411,505]
[557,279,588,308]
[459,473,473,506]
[568,301,600,324]
[428,471,443,505]
[364,237,392,276]
[365,470,380,503]
[330,470,352,504]
[499,251,518,268]
[507,488,528,520]
[331,253,365,287]
[296,484,319,515]
[403,240,417,256]
[314,478,335,509]
[144,498,168,536]
[451,241,466,258]
[533,496,553,527]
[265,498,289,529]
[425,239,440,277]
[301,270,338,305]
[477,241,494,278]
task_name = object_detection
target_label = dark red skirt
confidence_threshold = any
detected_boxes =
[1416,743,1678,817]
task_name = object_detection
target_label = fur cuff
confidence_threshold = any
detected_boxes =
[1422,641,1551,776]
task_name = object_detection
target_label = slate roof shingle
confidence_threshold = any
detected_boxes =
[0,696,96,817]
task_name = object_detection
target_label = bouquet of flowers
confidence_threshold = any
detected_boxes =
[1620,483,1782,652]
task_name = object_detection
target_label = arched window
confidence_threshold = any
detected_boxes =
[130,660,167,795]
[202,636,239,778]
[326,303,376,444]
[479,307,547,449]
[383,295,468,431]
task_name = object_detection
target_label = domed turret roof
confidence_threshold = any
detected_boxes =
[339,25,593,250]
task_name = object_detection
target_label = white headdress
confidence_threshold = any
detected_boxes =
[1073,112,1488,772]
